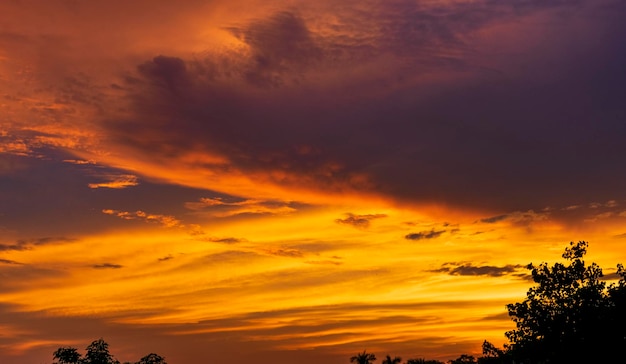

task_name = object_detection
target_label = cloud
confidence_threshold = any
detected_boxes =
[0,237,76,252]
[480,214,509,224]
[335,213,387,229]
[202,237,246,244]
[62,159,97,165]
[405,229,446,241]
[0,258,21,265]
[92,263,123,269]
[477,210,548,226]
[431,262,525,277]
[185,197,298,217]
[88,174,139,189]
[226,11,322,87]
[263,248,304,258]
[584,211,614,222]
[94,0,624,214]
[102,209,182,228]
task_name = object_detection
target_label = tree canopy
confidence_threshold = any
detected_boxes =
[347,241,626,364]
[503,241,626,363]
[350,350,377,364]
[52,339,166,364]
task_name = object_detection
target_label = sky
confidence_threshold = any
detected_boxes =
[1,0,626,363]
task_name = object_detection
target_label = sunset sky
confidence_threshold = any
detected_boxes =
[1,0,626,363]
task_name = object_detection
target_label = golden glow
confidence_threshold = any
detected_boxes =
[1,1,624,363]
[2,197,623,360]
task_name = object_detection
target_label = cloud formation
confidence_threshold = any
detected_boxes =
[335,213,387,229]
[185,197,299,217]
[405,229,446,241]
[92,263,123,269]
[101,209,183,228]
[431,262,525,277]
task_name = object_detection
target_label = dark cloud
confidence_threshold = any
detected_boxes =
[0,243,28,252]
[0,237,77,251]
[480,214,509,224]
[204,237,245,244]
[405,229,446,241]
[137,55,190,93]
[92,263,123,269]
[264,248,304,258]
[431,262,525,277]
[227,11,322,87]
[335,213,387,229]
[0,258,21,265]
[100,0,626,215]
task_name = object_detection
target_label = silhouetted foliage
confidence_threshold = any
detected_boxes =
[447,354,476,364]
[83,338,119,364]
[136,353,167,364]
[348,242,626,364]
[381,354,402,364]
[53,347,81,364]
[350,350,377,364]
[476,341,505,364]
[406,359,444,364]
[52,339,166,364]
[503,241,626,363]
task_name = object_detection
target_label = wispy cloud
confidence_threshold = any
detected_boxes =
[405,229,446,241]
[480,214,509,224]
[335,213,387,229]
[263,248,304,258]
[88,174,138,189]
[0,258,22,265]
[0,237,76,252]
[92,263,123,269]
[185,197,298,217]
[102,209,182,228]
[198,237,246,244]
[431,262,524,277]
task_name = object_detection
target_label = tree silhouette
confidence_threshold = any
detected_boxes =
[406,359,444,364]
[52,339,166,364]
[53,347,81,364]
[503,241,626,362]
[350,350,376,364]
[82,338,119,364]
[381,354,401,364]
[136,353,167,364]
[476,341,505,364]
[447,354,476,364]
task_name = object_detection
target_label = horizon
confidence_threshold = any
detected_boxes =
[1,1,626,363]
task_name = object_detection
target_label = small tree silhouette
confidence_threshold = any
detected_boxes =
[350,350,376,364]
[52,339,166,364]
[381,354,401,364]
[136,353,167,364]
[82,338,119,364]
[406,359,444,364]
[53,347,81,364]
[448,354,476,364]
